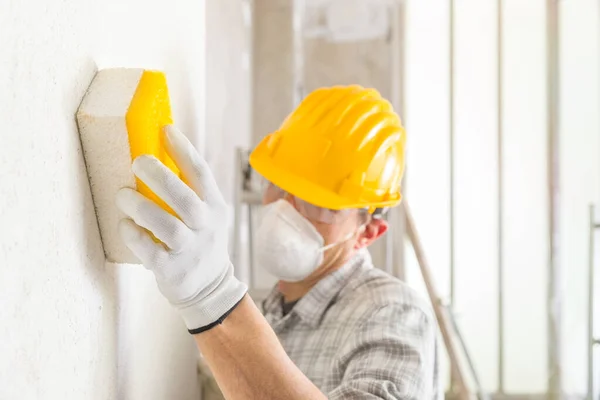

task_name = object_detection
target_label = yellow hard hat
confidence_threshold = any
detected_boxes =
[249,85,406,213]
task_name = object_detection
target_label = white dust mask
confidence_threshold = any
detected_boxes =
[255,199,355,282]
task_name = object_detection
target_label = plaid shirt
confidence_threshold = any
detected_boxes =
[261,249,440,399]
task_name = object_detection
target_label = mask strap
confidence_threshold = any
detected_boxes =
[319,223,367,252]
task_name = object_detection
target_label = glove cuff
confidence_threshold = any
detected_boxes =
[187,296,245,335]
[177,263,248,333]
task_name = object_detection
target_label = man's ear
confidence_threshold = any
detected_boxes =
[355,219,389,249]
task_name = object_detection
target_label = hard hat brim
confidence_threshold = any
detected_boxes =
[249,149,402,212]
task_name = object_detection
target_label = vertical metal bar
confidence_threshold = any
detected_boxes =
[497,0,505,393]
[248,204,255,290]
[546,0,562,398]
[449,0,456,311]
[588,204,595,400]
[394,192,407,281]
[232,148,244,282]
[390,0,407,280]
[397,0,407,282]
[449,0,457,392]
[384,215,394,275]
[594,5,600,399]
[245,0,256,147]
[386,2,397,277]
[386,0,397,275]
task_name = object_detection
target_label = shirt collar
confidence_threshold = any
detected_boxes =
[262,249,373,328]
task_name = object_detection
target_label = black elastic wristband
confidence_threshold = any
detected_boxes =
[188,296,245,335]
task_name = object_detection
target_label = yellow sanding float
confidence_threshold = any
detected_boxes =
[77,68,179,264]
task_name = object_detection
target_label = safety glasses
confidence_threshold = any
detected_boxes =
[261,180,354,225]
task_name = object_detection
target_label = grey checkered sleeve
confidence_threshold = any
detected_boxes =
[327,304,437,399]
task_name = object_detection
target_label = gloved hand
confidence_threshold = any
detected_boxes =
[116,125,247,333]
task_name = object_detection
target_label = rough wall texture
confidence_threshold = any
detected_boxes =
[0,0,204,399]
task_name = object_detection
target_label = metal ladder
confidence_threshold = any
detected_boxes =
[231,148,488,400]
[587,205,600,400]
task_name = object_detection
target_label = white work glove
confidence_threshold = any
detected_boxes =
[116,125,247,333]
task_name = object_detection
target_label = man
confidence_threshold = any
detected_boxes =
[116,85,439,399]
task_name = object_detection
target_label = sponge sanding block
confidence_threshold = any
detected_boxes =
[77,68,180,264]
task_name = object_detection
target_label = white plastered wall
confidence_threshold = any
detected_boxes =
[0,0,209,398]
